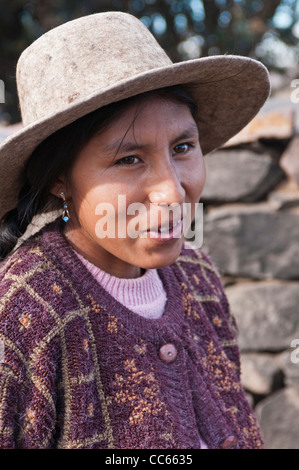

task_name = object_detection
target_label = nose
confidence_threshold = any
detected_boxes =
[148,165,185,207]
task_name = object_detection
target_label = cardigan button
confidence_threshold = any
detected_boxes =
[159,343,178,364]
[220,435,238,449]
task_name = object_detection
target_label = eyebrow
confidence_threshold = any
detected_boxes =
[101,123,199,157]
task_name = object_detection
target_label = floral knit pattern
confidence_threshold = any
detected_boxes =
[0,220,263,449]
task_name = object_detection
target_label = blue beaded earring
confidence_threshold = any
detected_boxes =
[60,192,70,222]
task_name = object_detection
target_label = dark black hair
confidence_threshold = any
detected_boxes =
[0,85,197,260]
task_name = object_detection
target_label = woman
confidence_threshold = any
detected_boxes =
[0,11,270,449]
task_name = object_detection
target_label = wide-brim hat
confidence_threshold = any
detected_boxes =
[0,11,270,221]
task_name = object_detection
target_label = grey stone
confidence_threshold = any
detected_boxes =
[240,353,281,395]
[280,136,299,185]
[255,387,299,449]
[202,204,299,279]
[277,350,299,392]
[245,391,254,407]
[268,179,299,210]
[225,280,299,351]
[202,147,283,203]
[223,108,295,147]
[261,90,299,135]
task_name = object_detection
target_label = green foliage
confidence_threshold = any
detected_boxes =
[0,0,298,123]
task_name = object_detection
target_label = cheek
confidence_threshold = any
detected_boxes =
[198,157,206,193]
[70,181,136,231]
[70,184,96,214]
[185,156,206,200]
[67,176,107,229]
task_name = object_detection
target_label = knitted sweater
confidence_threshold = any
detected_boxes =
[75,251,167,318]
[0,220,263,449]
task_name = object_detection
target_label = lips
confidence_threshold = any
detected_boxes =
[148,218,182,234]
[144,218,184,240]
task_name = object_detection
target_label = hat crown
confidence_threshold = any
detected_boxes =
[16,12,172,126]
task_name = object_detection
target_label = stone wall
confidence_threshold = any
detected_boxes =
[201,87,299,449]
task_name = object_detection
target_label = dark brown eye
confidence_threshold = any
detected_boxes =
[115,156,140,165]
[174,143,190,154]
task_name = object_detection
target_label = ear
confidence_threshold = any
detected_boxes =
[50,176,67,199]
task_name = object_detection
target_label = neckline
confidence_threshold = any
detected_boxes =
[41,220,186,344]
[74,250,165,308]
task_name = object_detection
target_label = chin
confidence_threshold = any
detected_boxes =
[141,242,184,270]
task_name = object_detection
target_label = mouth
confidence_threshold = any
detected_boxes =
[144,218,184,240]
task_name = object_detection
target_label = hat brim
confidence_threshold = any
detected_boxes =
[0,55,270,220]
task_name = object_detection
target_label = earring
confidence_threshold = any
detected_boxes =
[60,192,70,222]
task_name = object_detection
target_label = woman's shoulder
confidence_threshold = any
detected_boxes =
[175,243,223,287]
[0,224,65,366]
[174,244,240,371]
[0,217,65,279]
[0,227,51,285]
[173,243,238,333]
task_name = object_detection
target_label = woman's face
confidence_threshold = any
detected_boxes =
[59,96,206,278]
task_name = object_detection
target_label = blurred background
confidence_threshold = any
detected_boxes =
[1,0,299,450]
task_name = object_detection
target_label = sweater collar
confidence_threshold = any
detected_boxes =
[74,250,165,308]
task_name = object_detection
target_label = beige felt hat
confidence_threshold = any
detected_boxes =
[0,11,270,220]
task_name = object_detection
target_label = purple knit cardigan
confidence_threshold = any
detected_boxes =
[0,220,263,449]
